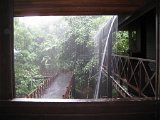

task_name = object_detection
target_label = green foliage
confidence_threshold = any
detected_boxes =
[14,18,42,97]
[113,31,129,54]
[14,16,109,98]
[60,16,110,97]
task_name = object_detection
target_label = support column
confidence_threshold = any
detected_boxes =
[72,74,75,98]
[156,0,160,99]
[0,0,14,99]
[107,30,113,98]
[158,0,160,99]
[154,1,160,120]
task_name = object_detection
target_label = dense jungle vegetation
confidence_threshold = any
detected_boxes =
[14,16,128,98]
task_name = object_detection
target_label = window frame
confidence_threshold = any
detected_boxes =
[0,0,160,103]
[0,1,160,119]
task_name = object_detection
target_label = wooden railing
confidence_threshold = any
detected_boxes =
[111,54,156,98]
[26,73,58,98]
[63,73,74,99]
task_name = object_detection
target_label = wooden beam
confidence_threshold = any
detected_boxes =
[14,0,145,7]
[0,99,158,120]
[14,0,145,16]
[156,0,160,98]
[119,0,156,30]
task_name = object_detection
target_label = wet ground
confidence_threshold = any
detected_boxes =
[41,72,72,99]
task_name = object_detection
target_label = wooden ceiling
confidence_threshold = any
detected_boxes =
[14,0,146,16]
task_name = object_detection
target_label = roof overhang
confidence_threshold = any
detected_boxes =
[14,0,146,17]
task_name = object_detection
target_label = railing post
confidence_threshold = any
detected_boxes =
[40,86,42,96]
[139,60,142,97]
[71,74,75,98]
[37,87,40,98]
[127,57,129,90]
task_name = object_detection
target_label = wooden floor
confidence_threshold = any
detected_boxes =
[41,72,72,99]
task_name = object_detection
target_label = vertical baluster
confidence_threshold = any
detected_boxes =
[39,86,41,97]
[45,80,47,89]
[47,78,50,88]
[35,90,37,98]
[46,80,48,88]
[33,91,35,98]
[36,88,38,98]
[127,56,129,89]
[42,84,44,92]
[43,81,45,89]
[119,56,122,85]
[46,79,48,88]
[43,80,47,90]
[37,87,39,98]
[139,60,142,97]
[33,91,36,98]
[43,81,45,90]
[40,86,42,96]
[31,93,33,98]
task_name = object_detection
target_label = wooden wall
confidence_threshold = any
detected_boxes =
[0,99,159,120]
[127,9,156,59]
[14,0,145,16]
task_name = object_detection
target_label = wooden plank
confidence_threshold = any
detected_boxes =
[14,0,145,7]
[0,113,156,120]
[14,0,145,16]
[14,7,139,16]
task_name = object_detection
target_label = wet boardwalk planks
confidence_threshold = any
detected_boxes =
[41,72,72,99]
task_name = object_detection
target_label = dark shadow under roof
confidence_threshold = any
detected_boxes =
[14,0,146,16]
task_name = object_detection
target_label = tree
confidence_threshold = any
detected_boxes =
[60,16,110,98]
[14,16,110,98]
[112,31,129,55]
[14,18,42,97]
[14,17,68,97]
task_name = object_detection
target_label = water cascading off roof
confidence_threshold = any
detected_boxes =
[94,16,118,99]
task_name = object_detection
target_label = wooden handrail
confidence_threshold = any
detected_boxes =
[63,73,74,99]
[26,73,58,98]
[112,54,156,63]
[111,54,156,97]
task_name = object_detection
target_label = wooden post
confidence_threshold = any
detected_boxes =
[71,74,75,98]
[107,29,113,98]
[0,0,14,100]
[156,0,160,99]
[158,0,160,99]
[156,1,160,119]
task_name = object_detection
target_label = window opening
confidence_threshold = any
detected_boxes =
[14,16,111,99]
[14,15,156,99]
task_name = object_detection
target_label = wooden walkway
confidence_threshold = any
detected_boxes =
[41,72,72,99]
